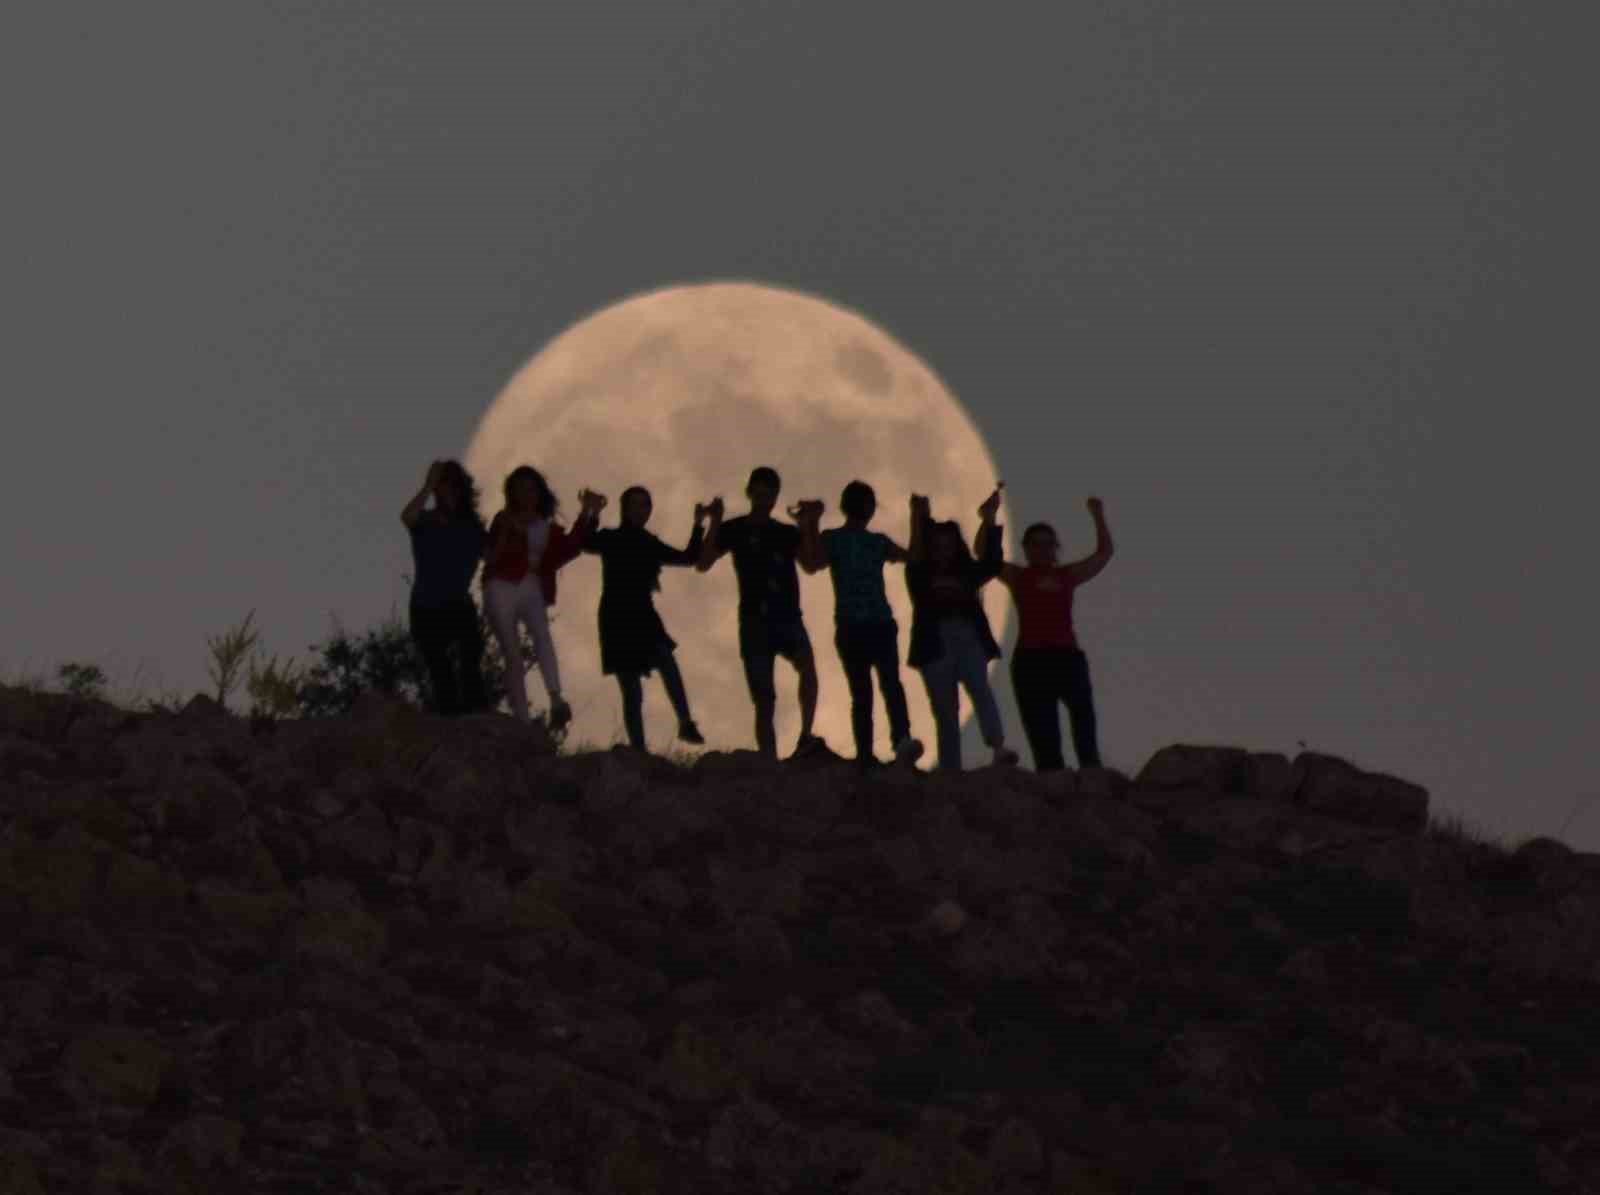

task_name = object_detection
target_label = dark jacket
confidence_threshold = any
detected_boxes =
[905,521,1004,669]
[585,523,705,675]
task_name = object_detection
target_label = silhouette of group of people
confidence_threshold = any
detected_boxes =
[401,459,1113,772]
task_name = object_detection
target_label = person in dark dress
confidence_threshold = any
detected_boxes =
[583,486,709,751]
[904,486,1020,770]
[696,466,824,759]
[400,459,489,715]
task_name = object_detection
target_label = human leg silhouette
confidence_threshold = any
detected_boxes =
[1060,648,1102,768]
[1011,648,1066,771]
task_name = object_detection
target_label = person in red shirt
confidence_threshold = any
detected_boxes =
[997,496,1114,771]
[483,466,605,729]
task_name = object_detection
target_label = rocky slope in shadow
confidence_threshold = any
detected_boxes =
[2,684,1598,1194]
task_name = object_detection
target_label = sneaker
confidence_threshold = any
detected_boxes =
[992,746,1020,767]
[677,720,705,745]
[892,736,925,766]
[548,699,573,732]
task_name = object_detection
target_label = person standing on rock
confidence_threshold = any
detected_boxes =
[583,486,710,751]
[696,466,825,760]
[483,466,605,729]
[400,459,491,715]
[795,480,924,769]
[995,497,1114,770]
[905,486,1019,770]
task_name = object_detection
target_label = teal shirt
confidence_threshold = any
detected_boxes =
[821,527,898,624]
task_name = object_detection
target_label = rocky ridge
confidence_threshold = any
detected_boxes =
[2,684,1599,1193]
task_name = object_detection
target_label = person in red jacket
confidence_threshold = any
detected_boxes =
[483,465,605,728]
[997,496,1114,770]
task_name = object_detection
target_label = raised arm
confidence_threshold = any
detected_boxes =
[401,461,443,529]
[1064,497,1114,583]
[973,486,1006,584]
[793,500,827,573]
[695,497,725,571]
[907,494,931,563]
[657,505,709,566]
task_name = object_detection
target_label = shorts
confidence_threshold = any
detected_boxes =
[738,617,813,704]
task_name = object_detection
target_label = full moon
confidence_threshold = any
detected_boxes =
[465,282,1013,760]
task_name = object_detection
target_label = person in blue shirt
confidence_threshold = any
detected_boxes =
[797,480,924,768]
[400,459,489,714]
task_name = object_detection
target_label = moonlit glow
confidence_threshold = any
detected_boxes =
[466,281,1012,758]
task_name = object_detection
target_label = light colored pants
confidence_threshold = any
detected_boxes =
[484,576,561,721]
[919,615,1005,770]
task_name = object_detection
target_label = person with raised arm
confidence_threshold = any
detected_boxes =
[583,486,710,751]
[483,465,604,728]
[996,497,1114,770]
[400,459,490,715]
[796,481,923,769]
[696,466,823,759]
[904,485,1019,771]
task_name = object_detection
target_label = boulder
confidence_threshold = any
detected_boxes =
[1136,745,1252,794]
[1290,752,1429,831]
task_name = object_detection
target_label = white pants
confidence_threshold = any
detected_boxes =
[484,576,561,721]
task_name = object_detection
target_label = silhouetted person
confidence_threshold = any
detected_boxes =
[797,481,923,768]
[401,459,490,715]
[905,487,1019,770]
[697,466,822,759]
[583,486,709,751]
[999,497,1114,770]
[483,466,604,728]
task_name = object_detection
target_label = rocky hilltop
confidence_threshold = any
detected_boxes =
[2,685,1598,1194]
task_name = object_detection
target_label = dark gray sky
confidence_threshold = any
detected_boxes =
[5,3,1594,845]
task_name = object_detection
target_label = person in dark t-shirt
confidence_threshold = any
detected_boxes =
[583,485,709,751]
[798,480,923,768]
[997,497,1114,770]
[904,487,1019,771]
[400,459,489,714]
[696,466,823,759]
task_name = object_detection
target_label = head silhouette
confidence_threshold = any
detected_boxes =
[434,460,482,525]
[746,466,781,516]
[840,480,876,524]
[621,485,653,529]
[504,466,558,519]
[929,520,972,570]
[1022,522,1060,567]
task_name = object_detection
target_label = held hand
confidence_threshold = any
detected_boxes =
[707,497,725,521]
[978,483,1004,521]
[578,489,608,515]
[694,502,708,524]
[910,494,931,516]
[788,499,824,524]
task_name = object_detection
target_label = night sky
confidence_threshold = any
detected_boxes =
[4,3,1594,846]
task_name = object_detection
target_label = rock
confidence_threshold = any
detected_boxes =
[927,899,968,936]
[178,693,228,721]
[1290,752,1430,831]
[59,1026,171,1110]
[1137,745,1252,793]
[987,1117,1046,1178]
[1076,766,1130,800]
[164,763,249,841]
[158,1114,244,1173]
[1247,751,1295,800]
